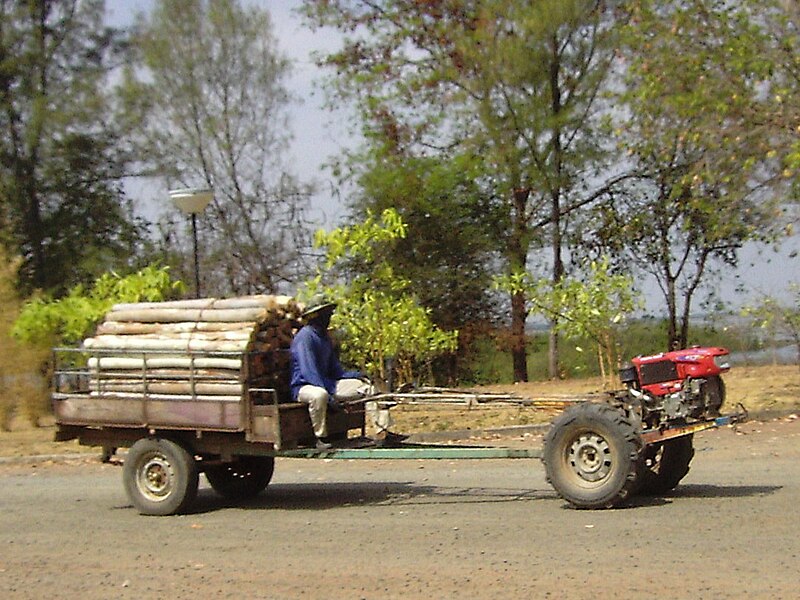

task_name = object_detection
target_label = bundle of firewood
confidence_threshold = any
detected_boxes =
[82,295,304,403]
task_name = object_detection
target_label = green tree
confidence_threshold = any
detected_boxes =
[304,209,458,387]
[303,0,622,381]
[14,265,183,347]
[497,257,640,385]
[580,0,791,349]
[125,0,313,295]
[0,0,147,295]
[342,149,503,349]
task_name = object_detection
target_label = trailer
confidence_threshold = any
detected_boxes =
[51,295,746,515]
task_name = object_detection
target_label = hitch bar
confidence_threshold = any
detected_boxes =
[641,404,748,445]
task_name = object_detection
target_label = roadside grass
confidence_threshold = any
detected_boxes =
[1,363,796,458]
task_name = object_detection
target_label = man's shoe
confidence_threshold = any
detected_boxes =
[315,438,333,450]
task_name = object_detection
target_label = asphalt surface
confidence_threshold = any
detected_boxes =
[1,418,799,599]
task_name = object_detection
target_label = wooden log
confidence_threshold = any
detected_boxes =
[111,295,299,313]
[83,336,249,353]
[88,380,243,396]
[96,321,256,335]
[210,295,295,310]
[85,368,242,381]
[112,299,217,311]
[88,391,242,402]
[105,307,268,324]
[88,357,243,370]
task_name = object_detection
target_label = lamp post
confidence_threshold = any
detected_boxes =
[169,187,213,298]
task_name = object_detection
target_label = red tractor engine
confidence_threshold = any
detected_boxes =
[619,346,731,426]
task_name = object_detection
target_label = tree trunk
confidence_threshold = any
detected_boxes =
[547,34,565,380]
[509,187,530,383]
[511,290,528,382]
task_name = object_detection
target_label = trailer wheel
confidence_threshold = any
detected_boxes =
[637,435,694,496]
[123,438,198,516]
[544,402,643,509]
[204,456,275,500]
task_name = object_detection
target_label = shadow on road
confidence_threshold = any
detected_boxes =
[188,481,557,514]
[622,483,782,508]
[668,483,782,499]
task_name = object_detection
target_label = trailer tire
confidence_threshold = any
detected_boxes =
[204,456,275,500]
[637,435,694,496]
[123,438,198,516]
[544,402,643,509]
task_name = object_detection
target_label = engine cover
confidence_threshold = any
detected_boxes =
[630,346,730,397]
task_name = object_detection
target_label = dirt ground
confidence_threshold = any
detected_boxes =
[0,416,799,599]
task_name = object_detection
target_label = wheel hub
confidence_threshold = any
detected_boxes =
[137,453,174,501]
[568,433,612,482]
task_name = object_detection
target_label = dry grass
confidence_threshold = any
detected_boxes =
[0,363,796,458]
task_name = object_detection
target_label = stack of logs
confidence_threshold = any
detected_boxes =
[82,295,304,403]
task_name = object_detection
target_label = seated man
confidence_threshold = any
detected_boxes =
[290,295,387,449]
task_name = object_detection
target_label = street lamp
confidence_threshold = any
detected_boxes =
[169,187,213,298]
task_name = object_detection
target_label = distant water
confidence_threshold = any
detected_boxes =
[728,345,797,366]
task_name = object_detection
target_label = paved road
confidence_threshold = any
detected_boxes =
[1,419,798,599]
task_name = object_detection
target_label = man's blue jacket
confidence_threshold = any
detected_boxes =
[289,323,359,400]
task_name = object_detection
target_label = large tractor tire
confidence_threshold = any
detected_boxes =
[204,456,275,500]
[544,402,643,509]
[637,434,695,496]
[123,438,199,516]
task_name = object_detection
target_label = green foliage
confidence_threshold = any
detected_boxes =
[13,265,183,347]
[303,0,621,380]
[0,0,146,295]
[347,151,504,333]
[333,290,458,385]
[576,0,795,349]
[462,319,764,385]
[315,208,407,269]
[495,258,642,384]
[304,209,458,386]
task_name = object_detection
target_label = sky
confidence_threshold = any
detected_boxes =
[104,0,798,311]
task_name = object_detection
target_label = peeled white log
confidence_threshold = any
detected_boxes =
[112,299,217,311]
[111,295,298,313]
[96,321,256,335]
[84,336,249,352]
[88,381,243,396]
[87,368,242,381]
[105,307,267,323]
[88,357,242,370]
[209,295,295,310]
[88,390,242,402]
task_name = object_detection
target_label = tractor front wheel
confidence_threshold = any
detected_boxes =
[544,402,643,509]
